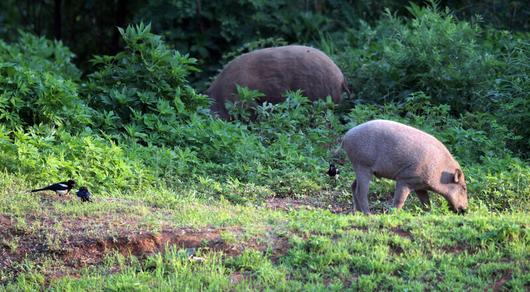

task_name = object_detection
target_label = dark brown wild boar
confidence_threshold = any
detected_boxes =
[341,120,468,214]
[207,45,348,119]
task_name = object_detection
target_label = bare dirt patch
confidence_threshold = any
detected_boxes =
[389,243,404,255]
[230,271,245,285]
[63,227,242,268]
[391,227,412,238]
[486,271,512,291]
[270,236,291,261]
[0,215,11,229]
[443,245,466,254]
[0,215,15,271]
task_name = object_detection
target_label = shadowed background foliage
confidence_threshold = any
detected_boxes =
[1,0,529,74]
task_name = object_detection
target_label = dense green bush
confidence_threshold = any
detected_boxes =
[85,23,209,145]
[2,0,528,75]
[479,31,530,157]
[134,1,348,78]
[0,32,90,129]
[466,156,530,211]
[0,127,155,193]
[338,4,498,111]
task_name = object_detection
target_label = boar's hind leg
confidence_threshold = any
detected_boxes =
[353,169,372,214]
[416,190,430,209]
[350,180,360,212]
[393,181,411,209]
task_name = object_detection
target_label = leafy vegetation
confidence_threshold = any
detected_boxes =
[0,32,88,129]
[0,1,528,290]
[86,23,209,144]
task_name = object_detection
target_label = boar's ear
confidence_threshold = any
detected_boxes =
[454,169,463,183]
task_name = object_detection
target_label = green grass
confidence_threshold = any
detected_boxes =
[1,173,528,291]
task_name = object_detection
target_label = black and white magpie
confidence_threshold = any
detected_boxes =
[327,164,340,179]
[76,186,92,202]
[31,180,76,196]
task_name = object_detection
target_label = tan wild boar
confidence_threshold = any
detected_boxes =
[341,120,468,214]
[207,45,348,119]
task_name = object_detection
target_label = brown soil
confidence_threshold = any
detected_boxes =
[0,215,15,270]
[443,245,466,254]
[270,236,291,261]
[486,271,512,291]
[62,227,242,268]
[230,272,243,284]
[391,227,412,238]
[389,243,404,255]
[0,215,11,228]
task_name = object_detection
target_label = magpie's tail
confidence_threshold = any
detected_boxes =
[31,188,47,193]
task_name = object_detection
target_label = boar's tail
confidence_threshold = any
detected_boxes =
[341,80,352,99]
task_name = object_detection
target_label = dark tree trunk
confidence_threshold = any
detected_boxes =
[53,0,62,39]
[112,0,128,53]
[196,0,204,33]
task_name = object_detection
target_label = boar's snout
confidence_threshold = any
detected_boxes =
[449,204,467,215]
[454,194,468,215]
[447,185,468,214]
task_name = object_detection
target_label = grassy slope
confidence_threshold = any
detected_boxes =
[1,174,528,291]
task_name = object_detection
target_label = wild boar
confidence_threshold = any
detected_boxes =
[207,45,348,119]
[341,120,468,214]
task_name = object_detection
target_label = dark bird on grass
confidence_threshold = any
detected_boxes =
[76,186,92,202]
[31,180,76,196]
[327,164,340,179]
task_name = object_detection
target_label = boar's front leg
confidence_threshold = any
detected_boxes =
[393,181,411,209]
[353,169,372,214]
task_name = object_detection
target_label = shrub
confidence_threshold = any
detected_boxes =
[0,32,90,129]
[466,156,530,211]
[85,23,209,145]
[337,3,497,112]
[0,17,527,214]
[0,126,155,193]
[479,31,530,157]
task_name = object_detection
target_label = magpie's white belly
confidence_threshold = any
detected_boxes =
[56,190,68,196]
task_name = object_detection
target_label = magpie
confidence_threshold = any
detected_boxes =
[76,186,92,202]
[31,180,76,196]
[327,164,340,179]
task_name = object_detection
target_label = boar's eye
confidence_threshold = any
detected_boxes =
[462,185,467,191]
